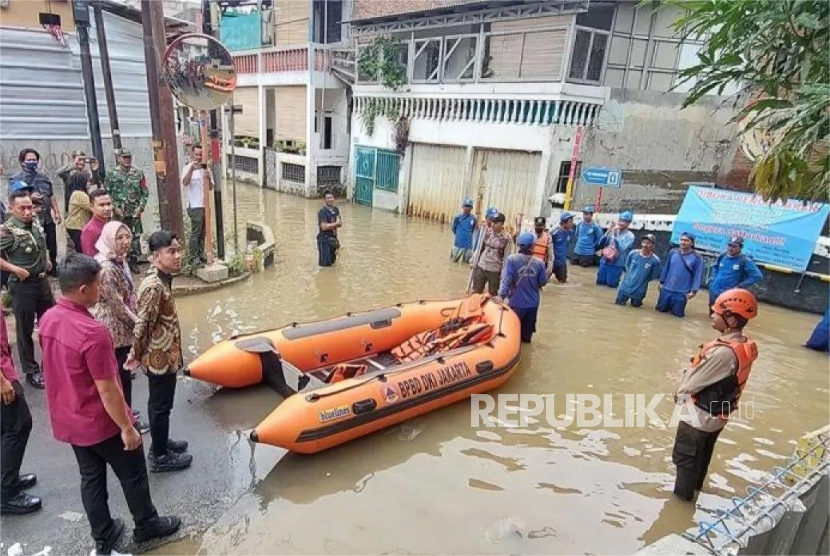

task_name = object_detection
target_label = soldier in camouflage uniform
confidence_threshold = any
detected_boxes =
[105,148,148,270]
[0,187,55,389]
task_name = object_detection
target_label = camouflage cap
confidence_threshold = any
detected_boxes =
[115,148,132,157]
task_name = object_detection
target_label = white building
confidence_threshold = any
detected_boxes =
[220,0,353,197]
[344,0,744,223]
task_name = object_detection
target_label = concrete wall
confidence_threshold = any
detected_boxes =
[574,89,740,214]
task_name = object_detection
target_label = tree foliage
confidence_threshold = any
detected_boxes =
[669,0,829,203]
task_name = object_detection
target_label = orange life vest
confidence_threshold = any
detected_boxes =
[531,231,549,262]
[690,335,758,417]
[392,318,493,363]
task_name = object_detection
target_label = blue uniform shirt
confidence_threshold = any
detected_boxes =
[574,221,603,256]
[709,253,763,298]
[599,229,635,268]
[618,250,661,298]
[451,213,477,250]
[661,249,704,294]
[498,253,548,309]
[550,226,573,265]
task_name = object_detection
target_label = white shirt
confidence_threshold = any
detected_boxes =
[182,162,208,209]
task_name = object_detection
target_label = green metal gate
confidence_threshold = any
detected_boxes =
[354,146,400,206]
[354,147,375,206]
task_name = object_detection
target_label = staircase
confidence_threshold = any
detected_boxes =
[328,46,356,85]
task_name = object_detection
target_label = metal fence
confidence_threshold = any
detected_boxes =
[317,165,342,188]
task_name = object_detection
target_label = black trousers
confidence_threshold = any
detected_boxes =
[115,346,132,409]
[147,373,177,457]
[672,420,722,501]
[71,434,158,545]
[42,221,58,272]
[317,237,337,267]
[470,267,501,297]
[8,277,55,375]
[512,306,539,343]
[1,381,32,500]
[68,229,83,254]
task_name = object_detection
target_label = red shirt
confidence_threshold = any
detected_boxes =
[0,313,18,382]
[81,216,107,257]
[39,298,133,446]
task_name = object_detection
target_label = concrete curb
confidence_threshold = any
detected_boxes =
[172,271,252,297]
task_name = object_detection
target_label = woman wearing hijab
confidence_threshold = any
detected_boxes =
[92,222,149,434]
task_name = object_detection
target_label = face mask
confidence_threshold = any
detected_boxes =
[24,161,38,171]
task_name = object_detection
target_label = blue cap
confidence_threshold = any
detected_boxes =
[485,207,498,219]
[619,210,634,222]
[582,205,595,213]
[462,197,474,207]
[517,232,535,249]
[681,231,695,242]
[10,181,33,192]
[728,235,744,247]
[560,211,574,223]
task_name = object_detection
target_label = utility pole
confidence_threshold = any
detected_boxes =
[93,1,122,153]
[203,0,225,259]
[140,0,184,239]
[73,0,105,172]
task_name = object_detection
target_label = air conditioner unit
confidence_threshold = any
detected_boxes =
[0,0,10,9]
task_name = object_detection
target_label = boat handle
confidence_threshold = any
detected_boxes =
[476,361,494,374]
[370,319,392,329]
[352,398,377,414]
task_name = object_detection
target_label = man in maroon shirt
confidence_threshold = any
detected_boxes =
[80,189,113,257]
[39,254,179,555]
[0,312,39,514]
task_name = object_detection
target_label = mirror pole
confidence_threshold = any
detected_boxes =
[203,0,225,260]
[200,110,214,265]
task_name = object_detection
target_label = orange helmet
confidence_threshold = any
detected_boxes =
[712,288,758,320]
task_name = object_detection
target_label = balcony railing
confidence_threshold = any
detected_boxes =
[355,94,602,127]
[232,45,330,76]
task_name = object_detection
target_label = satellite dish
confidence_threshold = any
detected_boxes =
[162,33,236,111]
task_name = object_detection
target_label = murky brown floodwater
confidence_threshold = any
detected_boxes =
[156,183,828,555]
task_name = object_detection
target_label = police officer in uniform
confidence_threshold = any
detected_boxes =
[105,148,148,271]
[0,190,55,389]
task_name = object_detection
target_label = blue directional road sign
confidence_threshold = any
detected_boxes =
[581,167,622,187]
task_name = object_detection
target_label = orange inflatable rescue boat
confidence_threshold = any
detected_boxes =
[185,294,520,454]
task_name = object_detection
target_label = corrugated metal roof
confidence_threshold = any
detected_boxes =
[349,0,499,23]
[0,10,152,140]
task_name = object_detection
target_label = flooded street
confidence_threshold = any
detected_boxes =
[158,183,828,555]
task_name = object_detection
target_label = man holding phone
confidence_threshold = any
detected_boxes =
[181,144,212,268]
[105,148,148,273]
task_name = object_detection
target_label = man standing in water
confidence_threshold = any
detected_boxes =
[528,217,553,278]
[450,198,477,264]
[549,212,575,283]
[708,236,763,311]
[572,206,603,267]
[470,213,511,296]
[497,232,548,343]
[597,211,635,288]
[656,232,704,318]
[317,190,341,267]
[671,288,758,501]
[615,234,661,307]
[181,144,212,268]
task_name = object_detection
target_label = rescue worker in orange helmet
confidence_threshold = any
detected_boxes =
[671,288,759,501]
[529,217,553,278]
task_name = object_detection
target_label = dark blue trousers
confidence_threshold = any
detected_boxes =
[656,289,689,317]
